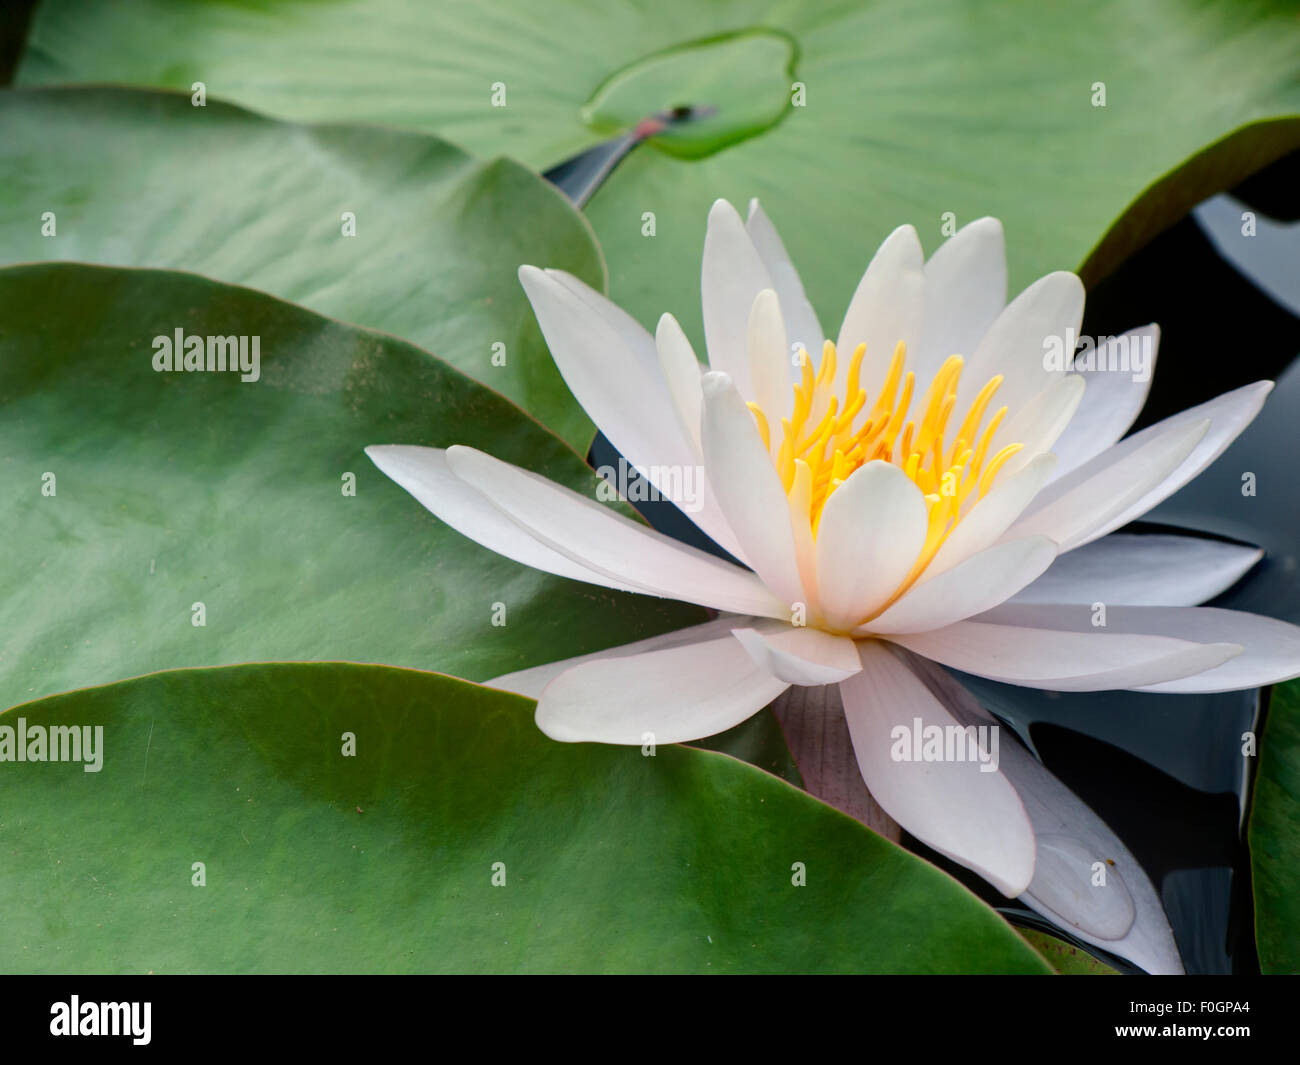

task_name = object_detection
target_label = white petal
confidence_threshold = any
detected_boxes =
[746,199,824,357]
[519,264,670,441]
[898,652,1183,973]
[1003,416,1209,551]
[814,460,929,630]
[860,536,1058,634]
[1061,381,1273,546]
[1025,831,1176,974]
[834,224,925,399]
[889,614,1241,691]
[1048,325,1159,480]
[840,640,1036,896]
[519,265,747,559]
[367,444,642,592]
[961,271,1085,418]
[977,604,1300,694]
[914,217,1007,385]
[731,626,861,685]
[1011,533,1263,607]
[487,615,753,697]
[655,313,704,457]
[701,198,774,398]
[992,374,1084,476]
[747,289,792,435]
[700,372,807,612]
[443,445,786,617]
[926,454,1057,576]
[536,633,789,744]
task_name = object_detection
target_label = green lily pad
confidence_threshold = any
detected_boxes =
[1249,679,1300,974]
[1019,928,1119,975]
[0,86,603,450]
[0,263,703,710]
[582,29,796,158]
[0,662,1051,973]
[18,0,1300,345]
[694,709,802,787]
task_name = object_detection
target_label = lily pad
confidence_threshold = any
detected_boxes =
[1019,928,1119,975]
[1250,678,1300,974]
[17,0,1300,344]
[0,86,603,450]
[0,661,1051,973]
[581,29,796,158]
[0,263,703,710]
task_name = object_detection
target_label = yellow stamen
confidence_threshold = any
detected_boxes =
[899,422,915,460]
[777,418,795,491]
[869,343,907,420]
[904,450,921,482]
[795,396,839,454]
[978,443,1024,497]
[816,339,837,386]
[751,338,1026,623]
[845,343,867,401]
[955,374,1003,447]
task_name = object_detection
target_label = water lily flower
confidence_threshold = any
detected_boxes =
[366,199,1300,905]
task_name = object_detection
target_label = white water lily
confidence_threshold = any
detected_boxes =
[367,199,1300,904]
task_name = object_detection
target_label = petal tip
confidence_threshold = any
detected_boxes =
[534,705,581,744]
[516,264,551,296]
[708,198,742,225]
[364,443,413,472]
[701,369,734,396]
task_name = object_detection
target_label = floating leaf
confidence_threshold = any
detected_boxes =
[0,86,603,449]
[0,263,703,709]
[1250,679,1300,974]
[18,0,1300,343]
[0,662,1052,974]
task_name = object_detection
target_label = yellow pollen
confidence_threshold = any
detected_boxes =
[845,343,866,399]
[816,340,837,386]
[747,402,771,451]
[796,396,839,454]
[978,442,1024,497]
[749,339,1025,614]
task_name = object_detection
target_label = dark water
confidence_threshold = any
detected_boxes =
[572,137,1300,974]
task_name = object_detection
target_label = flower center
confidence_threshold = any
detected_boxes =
[747,340,1023,591]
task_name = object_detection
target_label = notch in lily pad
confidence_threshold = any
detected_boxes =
[581,29,797,159]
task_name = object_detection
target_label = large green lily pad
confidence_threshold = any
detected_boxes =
[0,263,703,710]
[0,86,603,449]
[0,662,1051,973]
[17,0,1300,344]
[1250,679,1300,974]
